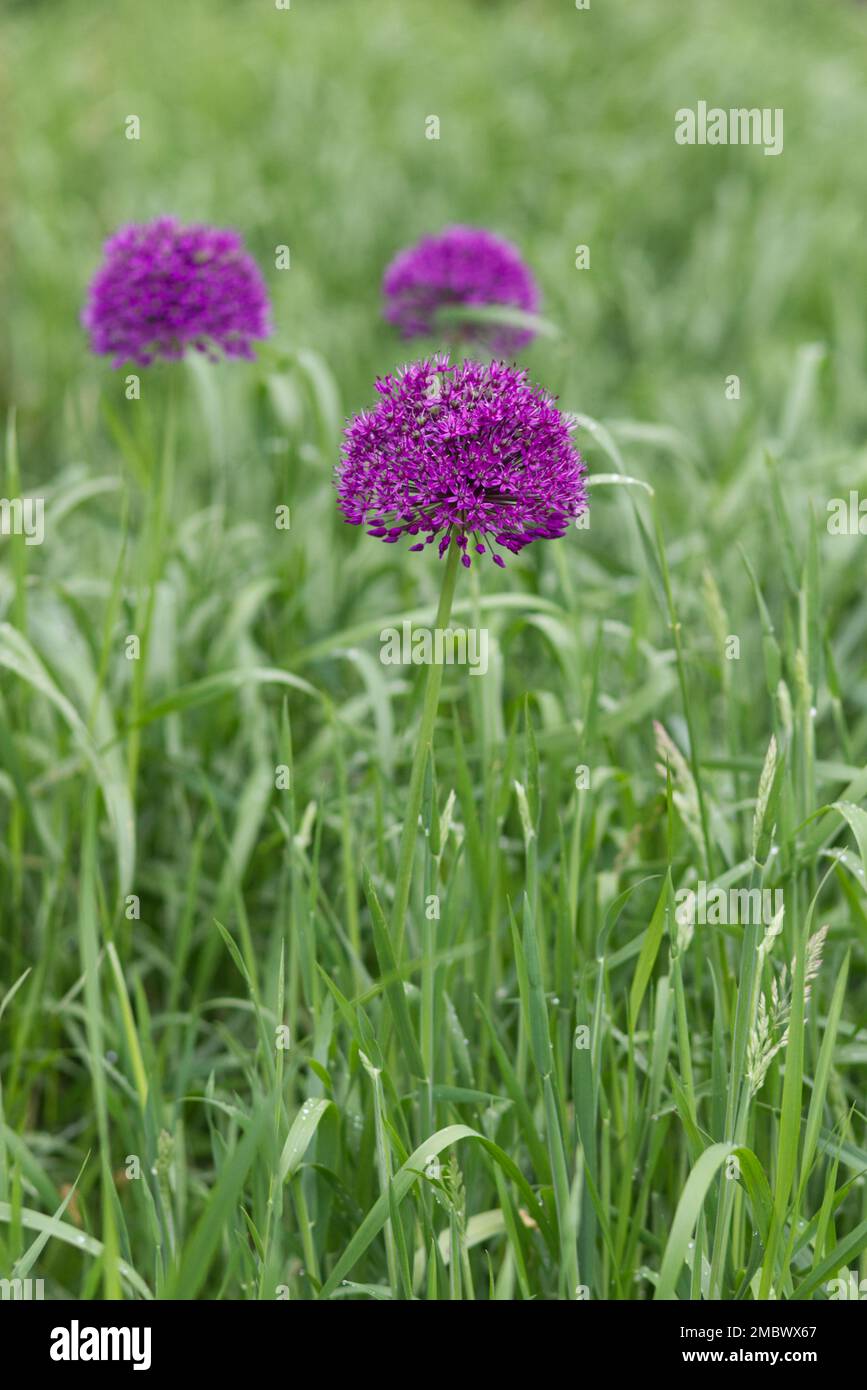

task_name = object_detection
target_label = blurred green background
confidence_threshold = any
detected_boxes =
[8,0,867,451]
[6,0,867,722]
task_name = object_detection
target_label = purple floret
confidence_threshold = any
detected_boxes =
[382,226,540,355]
[336,356,587,569]
[82,217,272,367]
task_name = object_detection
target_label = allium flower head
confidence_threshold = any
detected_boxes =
[337,356,587,568]
[82,217,272,367]
[382,226,540,354]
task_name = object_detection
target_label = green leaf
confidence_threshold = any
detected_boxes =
[362,869,427,1079]
[629,871,672,1031]
[654,1142,735,1300]
[518,894,552,1078]
[279,1099,334,1182]
[792,1217,867,1300]
[0,1201,151,1299]
[0,623,135,896]
[434,302,560,339]
[319,1125,546,1299]
[167,1106,268,1298]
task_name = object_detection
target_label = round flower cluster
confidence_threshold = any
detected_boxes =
[336,356,586,568]
[82,217,272,367]
[382,226,540,355]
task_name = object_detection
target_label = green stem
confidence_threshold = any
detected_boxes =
[391,533,461,956]
[652,499,714,880]
[709,860,763,1296]
[128,375,176,799]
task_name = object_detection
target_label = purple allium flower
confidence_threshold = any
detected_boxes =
[382,226,540,355]
[82,217,272,367]
[336,356,587,569]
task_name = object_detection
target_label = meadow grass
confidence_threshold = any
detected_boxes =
[1,0,867,1300]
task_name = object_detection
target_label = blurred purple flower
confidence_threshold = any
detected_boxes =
[337,356,586,569]
[382,226,540,354]
[82,217,272,367]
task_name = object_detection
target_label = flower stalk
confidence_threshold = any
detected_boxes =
[390,530,461,956]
